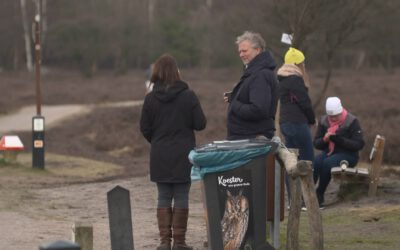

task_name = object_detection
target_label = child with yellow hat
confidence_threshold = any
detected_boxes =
[277,47,316,209]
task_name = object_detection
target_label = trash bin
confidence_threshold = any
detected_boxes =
[190,139,278,250]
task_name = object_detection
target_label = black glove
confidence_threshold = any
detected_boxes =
[329,135,344,144]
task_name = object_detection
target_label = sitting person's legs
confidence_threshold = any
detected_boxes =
[316,153,358,203]
[313,152,327,185]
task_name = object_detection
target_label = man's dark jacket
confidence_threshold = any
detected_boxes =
[140,80,206,183]
[227,51,278,139]
[314,113,365,158]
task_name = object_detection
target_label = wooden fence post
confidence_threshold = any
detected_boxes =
[298,160,324,250]
[286,177,302,250]
[72,222,93,250]
[368,135,385,197]
[277,145,324,250]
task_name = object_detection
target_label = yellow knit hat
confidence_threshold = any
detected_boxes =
[284,47,305,64]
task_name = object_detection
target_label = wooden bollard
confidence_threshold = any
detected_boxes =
[368,135,385,197]
[298,160,324,250]
[276,145,324,250]
[286,177,302,250]
[72,222,93,250]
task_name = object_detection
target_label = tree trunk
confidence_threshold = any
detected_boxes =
[313,50,333,110]
[41,0,47,46]
[202,0,212,72]
[354,50,366,70]
[148,0,156,33]
[20,0,33,71]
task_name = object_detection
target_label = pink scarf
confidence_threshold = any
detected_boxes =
[327,108,348,155]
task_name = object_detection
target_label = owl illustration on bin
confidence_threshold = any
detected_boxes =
[221,189,249,250]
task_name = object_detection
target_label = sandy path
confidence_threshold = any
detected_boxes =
[0,101,143,133]
[0,176,207,250]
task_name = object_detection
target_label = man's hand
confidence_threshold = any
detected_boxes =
[223,91,232,103]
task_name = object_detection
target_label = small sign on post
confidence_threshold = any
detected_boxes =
[32,115,45,169]
[32,1,45,169]
[281,33,293,45]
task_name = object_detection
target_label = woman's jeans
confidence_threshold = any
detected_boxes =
[156,182,191,208]
[313,152,358,197]
[280,123,314,161]
[281,123,314,200]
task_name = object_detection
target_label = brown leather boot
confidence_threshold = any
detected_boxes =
[157,207,172,250]
[172,208,193,250]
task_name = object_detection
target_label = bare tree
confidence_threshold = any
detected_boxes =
[201,0,213,71]
[41,0,47,45]
[272,0,321,48]
[148,0,156,33]
[313,0,373,108]
[273,0,373,109]
[20,0,33,71]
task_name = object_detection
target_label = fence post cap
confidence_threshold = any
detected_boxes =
[39,240,80,250]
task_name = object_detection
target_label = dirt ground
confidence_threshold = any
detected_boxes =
[0,153,209,250]
[1,68,400,249]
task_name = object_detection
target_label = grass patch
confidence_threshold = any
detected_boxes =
[3,152,124,181]
[277,189,400,250]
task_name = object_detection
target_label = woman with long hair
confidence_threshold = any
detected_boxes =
[140,54,206,250]
[277,47,316,208]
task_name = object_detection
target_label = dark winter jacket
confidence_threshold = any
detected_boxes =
[227,51,278,140]
[140,80,206,183]
[314,113,364,158]
[278,73,315,125]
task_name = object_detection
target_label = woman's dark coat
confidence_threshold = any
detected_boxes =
[278,75,315,125]
[314,113,365,158]
[140,80,206,183]
[227,51,278,139]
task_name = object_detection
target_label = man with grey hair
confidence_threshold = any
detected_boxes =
[224,31,278,139]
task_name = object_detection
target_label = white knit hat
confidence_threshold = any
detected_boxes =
[326,97,343,116]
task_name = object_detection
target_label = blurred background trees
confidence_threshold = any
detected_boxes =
[0,0,399,74]
[1,0,399,164]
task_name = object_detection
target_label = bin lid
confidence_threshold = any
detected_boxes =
[190,138,278,180]
[194,138,277,152]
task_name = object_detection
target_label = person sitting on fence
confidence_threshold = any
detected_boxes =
[313,96,364,208]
